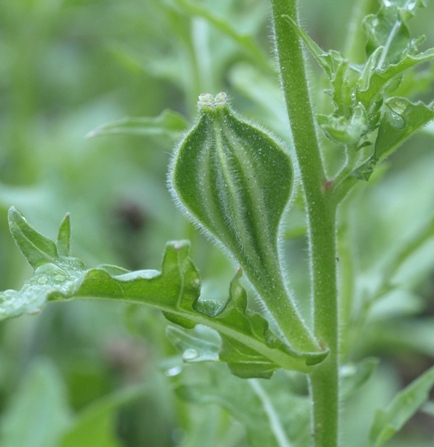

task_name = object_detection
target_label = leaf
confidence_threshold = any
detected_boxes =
[57,212,71,257]
[8,206,59,269]
[316,104,368,146]
[374,97,434,160]
[363,1,425,68]
[165,269,326,378]
[0,360,71,447]
[283,14,346,80]
[1,208,326,374]
[356,50,434,107]
[175,364,310,447]
[370,365,434,447]
[59,385,148,447]
[170,93,321,355]
[85,109,188,140]
[166,324,221,363]
[283,14,353,116]
[340,358,379,399]
[172,0,271,70]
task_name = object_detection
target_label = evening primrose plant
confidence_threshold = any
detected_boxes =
[2,0,434,446]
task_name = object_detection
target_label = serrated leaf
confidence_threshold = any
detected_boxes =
[85,109,188,140]
[175,364,310,447]
[168,269,327,378]
[1,209,325,374]
[363,1,424,68]
[375,97,434,160]
[357,50,434,107]
[370,365,434,447]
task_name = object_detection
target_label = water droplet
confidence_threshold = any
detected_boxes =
[165,366,182,377]
[387,111,406,129]
[183,348,199,360]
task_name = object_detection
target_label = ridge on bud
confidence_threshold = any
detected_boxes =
[169,93,319,353]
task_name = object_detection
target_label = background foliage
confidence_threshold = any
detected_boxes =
[1,0,434,446]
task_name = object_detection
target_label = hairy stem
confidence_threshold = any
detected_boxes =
[270,0,339,446]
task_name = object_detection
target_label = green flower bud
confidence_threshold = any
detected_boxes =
[170,93,320,354]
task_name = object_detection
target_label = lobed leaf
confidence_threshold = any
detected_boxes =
[370,365,434,447]
[1,208,326,376]
[356,50,434,107]
[363,0,425,68]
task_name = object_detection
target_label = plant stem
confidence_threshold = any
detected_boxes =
[270,1,339,446]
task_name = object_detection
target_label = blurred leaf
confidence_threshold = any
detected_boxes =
[176,364,310,447]
[0,360,71,447]
[166,324,221,363]
[172,0,271,70]
[340,358,379,399]
[59,385,149,447]
[370,365,434,447]
[85,109,188,140]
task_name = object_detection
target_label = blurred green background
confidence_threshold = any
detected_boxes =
[1,0,434,446]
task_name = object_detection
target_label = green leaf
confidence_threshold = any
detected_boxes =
[175,364,310,447]
[283,14,346,80]
[317,104,368,146]
[170,93,321,355]
[57,212,71,257]
[363,1,425,68]
[59,385,148,447]
[166,324,221,363]
[340,358,379,399]
[0,360,71,447]
[85,109,188,140]
[8,206,59,269]
[356,50,434,107]
[172,0,271,70]
[374,97,434,160]
[370,365,434,447]
[165,269,326,378]
[1,209,325,374]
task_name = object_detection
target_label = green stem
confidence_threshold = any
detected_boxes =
[270,1,339,446]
